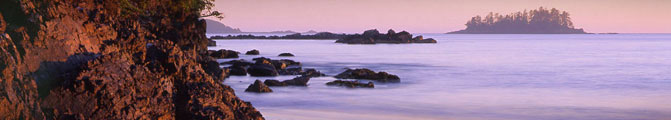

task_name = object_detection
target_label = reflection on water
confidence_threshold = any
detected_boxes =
[211,34,671,120]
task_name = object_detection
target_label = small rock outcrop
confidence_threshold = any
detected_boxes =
[278,53,295,57]
[247,62,279,76]
[335,29,437,44]
[245,80,273,93]
[282,76,311,86]
[245,49,260,55]
[326,80,375,88]
[208,49,240,58]
[301,68,327,77]
[334,68,401,83]
[207,39,217,46]
[263,80,288,86]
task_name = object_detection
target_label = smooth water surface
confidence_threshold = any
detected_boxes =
[210,34,671,120]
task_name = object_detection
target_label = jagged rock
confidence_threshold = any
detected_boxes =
[336,29,437,44]
[209,49,240,58]
[278,53,294,57]
[245,80,273,93]
[334,68,400,83]
[326,80,374,88]
[245,49,260,55]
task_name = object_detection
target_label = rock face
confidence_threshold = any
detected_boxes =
[209,49,240,58]
[0,0,262,119]
[326,80,374,88]
[334,68,401,83]
[245,49,260,55]
[278,53,294,57]
[245,80,273,93]
[336,29,437,44]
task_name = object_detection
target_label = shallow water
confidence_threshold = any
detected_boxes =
[210,34,671,120]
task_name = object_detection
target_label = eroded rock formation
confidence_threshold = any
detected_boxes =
[0,0,262,119]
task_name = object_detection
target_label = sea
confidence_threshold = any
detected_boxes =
[208,34,671,120]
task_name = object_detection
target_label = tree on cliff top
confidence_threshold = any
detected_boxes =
[120,0,223,19]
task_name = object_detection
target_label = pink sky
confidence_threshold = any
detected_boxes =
[210,0,671,33]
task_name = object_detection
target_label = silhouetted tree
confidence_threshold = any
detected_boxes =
[450,7,587,34]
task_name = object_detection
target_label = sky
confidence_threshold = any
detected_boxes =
[210,0,671,33]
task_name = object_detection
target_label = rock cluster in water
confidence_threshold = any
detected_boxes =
[326,80,375,88]
[0,0,262,119]
[221,57,324,77]
[336,29,437,44]
[334,68,401,83]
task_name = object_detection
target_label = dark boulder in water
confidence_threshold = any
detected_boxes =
[282,76,311,86]
[227,65,247,76]
[221,59,254,66]
[326,80,374,88]
[247,63,279,76]
[245,80,273,93]
[262,76,312,87]
[207,38,217,46]
[278,53,294,57]
[245,49,260,55]
[335,29,437,44]
[251,57,303,75]
[300,68,326,77]
[263,79,288,86]
[208,49,240,58]
[334,68,400,83]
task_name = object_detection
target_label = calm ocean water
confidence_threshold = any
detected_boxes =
[210,34,671,120]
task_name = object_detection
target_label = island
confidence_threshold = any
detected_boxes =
[448,7,588,34]
[335,29,437,44]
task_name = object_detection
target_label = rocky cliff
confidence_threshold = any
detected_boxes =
[0,0,262,119]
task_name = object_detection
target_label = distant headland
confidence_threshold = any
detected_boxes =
[205,19,243,33]
[448,7,588,34]
[209,29,436,44]
[205,19,319,34]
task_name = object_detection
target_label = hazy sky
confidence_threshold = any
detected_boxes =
[211,0,671,33]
